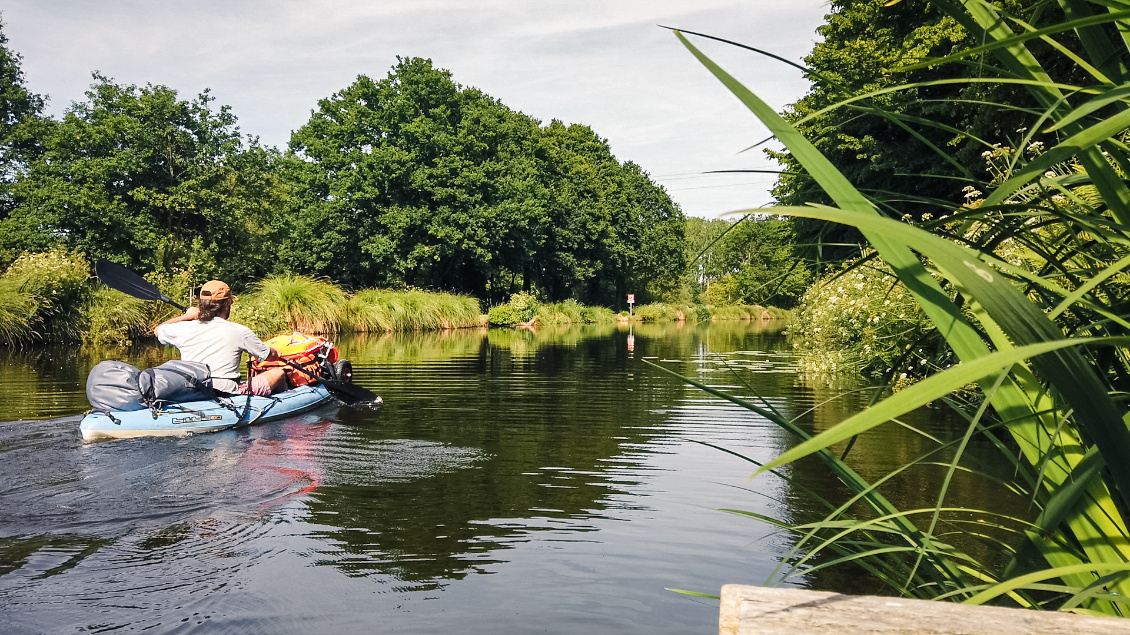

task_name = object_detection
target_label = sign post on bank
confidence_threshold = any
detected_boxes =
[627,293,635,318]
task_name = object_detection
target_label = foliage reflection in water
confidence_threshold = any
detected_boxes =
[0,321,1021,633]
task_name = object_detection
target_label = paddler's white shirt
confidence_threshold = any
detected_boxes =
[156,317,271,394]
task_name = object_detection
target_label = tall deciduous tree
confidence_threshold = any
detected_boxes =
[1,76,292,282]
[685,216,808,308]
[288,57,684,305]
[771,0,1048,263]
[287,57,549,296]
[0,16,46,231]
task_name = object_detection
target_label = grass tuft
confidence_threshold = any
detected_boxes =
[234,274,348,335]
[0,248,91,345]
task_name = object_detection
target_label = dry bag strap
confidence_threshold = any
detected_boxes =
[140,366,219,407]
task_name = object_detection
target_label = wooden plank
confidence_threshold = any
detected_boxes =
[719,585,1130,635]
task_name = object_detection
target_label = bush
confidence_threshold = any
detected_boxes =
[535,300,617,325]
[82,288,151,346]
[0,248,91,344]
[787,257,934,377]
[488,292,539,326]
[579,305,617,323]
[633,302,678,322]
[633,302,707,322]
[538,300,584,325]
[708,304,784,321]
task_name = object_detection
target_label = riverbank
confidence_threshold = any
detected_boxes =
[0,250,789,346]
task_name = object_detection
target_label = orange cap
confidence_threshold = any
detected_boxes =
[199,280,235,301]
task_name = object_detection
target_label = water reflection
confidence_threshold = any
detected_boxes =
[305,327,663,588]
[0,320,1026,634]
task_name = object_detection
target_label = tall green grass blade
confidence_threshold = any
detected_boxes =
[676,5,1130,608]
[763,204,1130,506]
[1043,85,1130,134]
[1058,0,1129,83]
[963,563,1130,605]
[942,0,1130,224]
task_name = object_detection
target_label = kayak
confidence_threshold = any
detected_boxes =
[79,384,335,441]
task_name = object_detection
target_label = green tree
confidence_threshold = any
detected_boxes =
[716,217,810,308]
[287,57,549,295]
[771,0,1046,262]
[1,75,291,282]
[685,216,808,308]
[288,57,685,306]
[683,217,732,298]
[0,16,47,231]
[535,121,684,305]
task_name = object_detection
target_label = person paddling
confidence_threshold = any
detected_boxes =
[154,280,288,396]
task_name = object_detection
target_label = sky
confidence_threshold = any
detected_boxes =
[2,1,829,218]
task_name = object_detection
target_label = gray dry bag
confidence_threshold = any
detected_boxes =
[138,360,215,406]
[86,360,145,411]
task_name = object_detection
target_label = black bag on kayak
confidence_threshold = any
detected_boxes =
[86,360,146,411]
[138,360,216,407]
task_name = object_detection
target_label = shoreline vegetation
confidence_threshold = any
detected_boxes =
[0,249,790,347]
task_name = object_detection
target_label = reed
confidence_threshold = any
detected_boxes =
[82,288,151,346]
[0,287,37,344]
[538,300,617,325]
[634,302,690,322]
[671,1,1130,614]
[708,304,789,322]
[0,249,91,345]
[346,288,482,332]
[234,274,348,335]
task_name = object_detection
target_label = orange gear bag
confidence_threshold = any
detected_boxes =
[251,332,338,387]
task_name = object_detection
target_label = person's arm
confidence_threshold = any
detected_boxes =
[238,327,279,362]
[154,306,199,337]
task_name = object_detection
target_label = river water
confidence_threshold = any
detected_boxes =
[0,321,1019,634]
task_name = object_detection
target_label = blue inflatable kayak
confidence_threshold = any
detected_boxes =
[80,384,335,441]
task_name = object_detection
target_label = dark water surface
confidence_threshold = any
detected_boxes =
[0,322,1015,634]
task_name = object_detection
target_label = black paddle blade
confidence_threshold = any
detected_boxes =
[322,377,380,406]
[96,259,186,311]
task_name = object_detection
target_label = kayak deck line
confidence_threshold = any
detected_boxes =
[79,384,336,441]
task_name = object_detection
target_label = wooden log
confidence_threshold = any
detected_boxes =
[719,585,1130,635]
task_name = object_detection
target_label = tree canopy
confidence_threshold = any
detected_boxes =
[0,76,292,282]
[771,0,1053,262]
[0,17,46,222]
[285,57,685,306]
[287,57,682,305]
[685,216,809,308]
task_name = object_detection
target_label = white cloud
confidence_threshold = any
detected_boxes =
[3,0,827,217]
